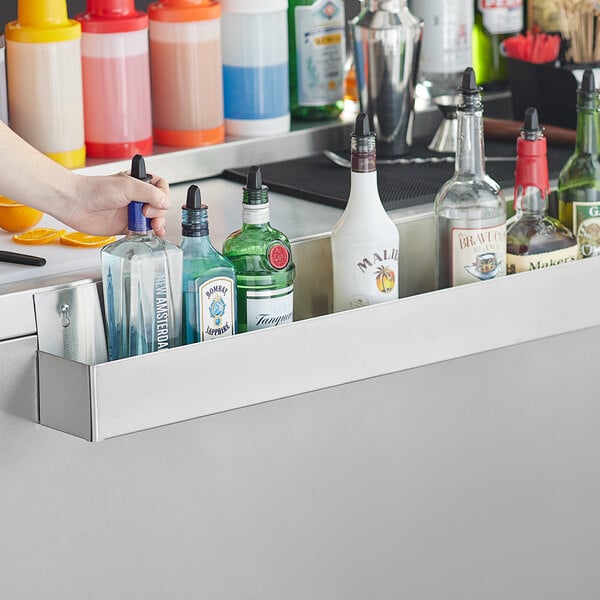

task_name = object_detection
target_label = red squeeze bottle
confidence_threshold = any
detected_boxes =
[77,0,153,158]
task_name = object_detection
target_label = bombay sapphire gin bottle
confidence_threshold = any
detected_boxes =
[222,166,295,332]
[434,67,506,289]
[181,184,237,344]
[101,154,183,361]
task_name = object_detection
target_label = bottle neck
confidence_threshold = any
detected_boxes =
[455,108,486,177]
[575,105,600,155]
[515,186,546,216]
[242,202,270,227]
[365,0,407,11]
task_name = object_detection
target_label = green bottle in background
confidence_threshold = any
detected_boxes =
[222,166,295,333]
[472,0,523,88]
[288,0,346,120]
[557,69,600,259]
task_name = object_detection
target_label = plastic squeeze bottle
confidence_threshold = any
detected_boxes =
[5,0,86,168]
[77,0,153,158]
[148,0,224,147]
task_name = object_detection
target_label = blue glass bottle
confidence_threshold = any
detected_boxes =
[101,154,183,361]
[181,184,237,343]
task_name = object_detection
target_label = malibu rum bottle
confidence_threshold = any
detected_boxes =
[331,112,399,312]
[507,107,577,273]
[180,184,237,344]
[434,67,506,289]
[101,154,183,361]
[222,166,295,332]
[557,69,600,259]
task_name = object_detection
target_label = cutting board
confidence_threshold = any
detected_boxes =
[0,213,112,287]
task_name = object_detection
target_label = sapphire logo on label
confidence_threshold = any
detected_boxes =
[268,243,290,269]
[321,1,339,19]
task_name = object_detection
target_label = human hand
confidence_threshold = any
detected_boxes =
[58,171,171,237]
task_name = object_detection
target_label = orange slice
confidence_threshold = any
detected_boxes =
[0,196,43,232]
[12,228,66,245]
[59,232,116,248]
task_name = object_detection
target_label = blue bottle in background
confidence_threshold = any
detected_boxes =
[221,0,290,137]
[101,154,183,361]
[180,184,237,344]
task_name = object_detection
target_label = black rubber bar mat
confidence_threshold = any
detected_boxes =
[223,139,574,211]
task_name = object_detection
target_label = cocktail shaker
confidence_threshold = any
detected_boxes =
[352,0,422,156]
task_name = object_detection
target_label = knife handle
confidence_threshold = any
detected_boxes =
[483,117,576,147]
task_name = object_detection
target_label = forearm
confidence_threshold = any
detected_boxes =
[0,120,77,218]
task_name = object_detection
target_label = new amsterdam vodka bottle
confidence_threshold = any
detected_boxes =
[181,184,237,343]
[101,154,183,361]
[507,107,577,274]
[434,67,506,289]
[331,112,400,312]
[558,69,600,259]
[222,166,295,332]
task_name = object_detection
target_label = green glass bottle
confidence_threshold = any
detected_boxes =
[288,0,345,120]
[180,184,237,344]
[222,166,295,333]
[472,0,523,88]
[558,69,600,259]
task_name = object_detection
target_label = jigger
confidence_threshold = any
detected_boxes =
[428,95,459,153]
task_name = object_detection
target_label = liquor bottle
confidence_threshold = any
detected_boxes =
[507,107,577,274]
[412,0,474,97]
[434,67,506,289]
[222,166,295,332]
[288,0,346,120]
[101,155,183,361]
[472,0,523,88]
[558,69,600,259]
[181,184,237,344]
[331,112,400,312]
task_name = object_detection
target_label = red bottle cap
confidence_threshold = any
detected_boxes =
[77,0,148,33]
[148,0,220,23]
[514,136,550,207]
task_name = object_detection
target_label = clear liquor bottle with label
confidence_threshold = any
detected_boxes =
[434,67,506,289]
[288,0,346,120]
[331,112,400,312]
[507,107,577,274]
[101,154,183,361]
[222,166,295,332]
[557,69,600,259]
[180,184,237,344]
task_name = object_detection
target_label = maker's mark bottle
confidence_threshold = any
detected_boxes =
[331,112,400,312]
[222,166,295,332]
[434,67,506,289]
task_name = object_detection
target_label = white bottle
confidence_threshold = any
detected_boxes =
[412,0,474,97]
[331,112,400,312]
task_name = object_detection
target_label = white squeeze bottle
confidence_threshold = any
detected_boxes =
[331,112,400,312]
[5,0,85,168]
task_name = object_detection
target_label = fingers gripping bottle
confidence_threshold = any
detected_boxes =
[5,0,86,168]
[77,0,153,158]
[148,0,225,147]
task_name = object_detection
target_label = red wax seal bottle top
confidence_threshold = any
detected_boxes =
[78,0,148,33]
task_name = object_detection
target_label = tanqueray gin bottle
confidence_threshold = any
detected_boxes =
[101,154,183,361]
[557,69,600,259]
[222,166,295,332]
[180,184,237,343]
[434,67,506,289]
[331,112,400,311]
[506,107,577,273]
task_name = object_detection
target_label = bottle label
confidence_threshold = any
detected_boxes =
[507,245,578,274]
[268,242,291,270]
[197,276,235,341]
[451,224,506,286]
[333,243,399,310]
[479,0,523,35]
[295,0,345,106]
[246,286,294,331]
[155,272,171,350]
[572,201,600,258]
[242,203,270,225]
[415,0,473,74]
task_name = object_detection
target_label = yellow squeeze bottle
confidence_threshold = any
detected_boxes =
[5,0,86,168]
